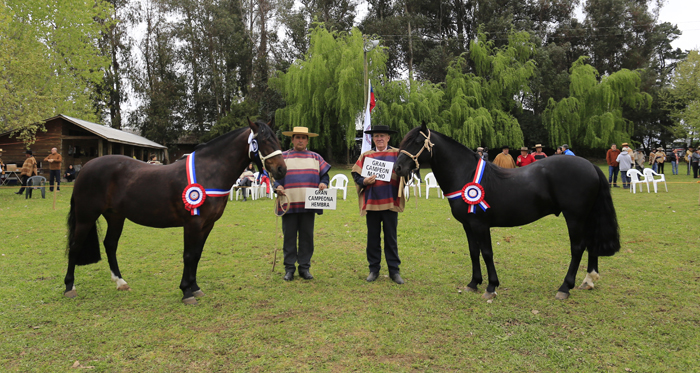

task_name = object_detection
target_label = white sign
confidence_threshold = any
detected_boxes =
[361,158,394,182]
[304,188,337,210]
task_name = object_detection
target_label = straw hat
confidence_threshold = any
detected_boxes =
[282,126,318,137]
[520,147,528,151]
[534,144,543,148]
[621,142,629,147]
[363,125,397,135]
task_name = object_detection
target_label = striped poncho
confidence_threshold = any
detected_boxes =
[351,147,405,216]
[274,149,331,215]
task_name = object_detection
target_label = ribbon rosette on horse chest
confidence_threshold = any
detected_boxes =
[446,158,490,213]
[182,183,206,213]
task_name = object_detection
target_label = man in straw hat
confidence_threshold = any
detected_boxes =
[274,127,331,281]
[493,145,515,168]
[352,125,406,284]
[516,146,535,167]
[15,150,37,195]
[532,144,547,161]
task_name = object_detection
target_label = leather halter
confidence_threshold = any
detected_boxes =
[400,129,434,170]
[248,130,282,170]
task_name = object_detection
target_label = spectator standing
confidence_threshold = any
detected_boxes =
[606,143,621,188]
[44,147,62,191]
[516,147,535,167]
[634,149,645,172]
[532,144,547,161]
[15,150,37,195]
[553,146,563,155]
[352,125,406,285]
[670,149,680,175]
[692,148,700,178]
[477,147,487,162]
[686,147,694,175]
[274,127,331,281]
[616,146,633,189]
[493,145,516,168]
[655,147,666,174]
[562,144,575,156]
[0,148,5,179]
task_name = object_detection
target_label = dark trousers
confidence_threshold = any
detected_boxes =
[282,212,316,272]
[366,210,400,275]
[693,163,699,178]
[657,162,665,174]
[49,170,60,191]
[17,175,29,193]
[608,165,619,185]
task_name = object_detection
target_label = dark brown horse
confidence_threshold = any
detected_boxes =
[395,123,620,300]
[64,119,286,304]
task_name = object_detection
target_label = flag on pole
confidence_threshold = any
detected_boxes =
[361,81,375,154]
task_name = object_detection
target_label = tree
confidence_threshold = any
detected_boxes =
[0,0,113,144]
[663,50,700,144]
[543,56,652,151]
[271,25,386,162]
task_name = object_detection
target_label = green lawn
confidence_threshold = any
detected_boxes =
[1,164,698,372]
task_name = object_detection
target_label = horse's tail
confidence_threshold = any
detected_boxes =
[584,166,621,257]
[65,195,101,265]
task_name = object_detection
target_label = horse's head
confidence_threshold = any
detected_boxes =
[248,117,287,180]
[395,122,434,177]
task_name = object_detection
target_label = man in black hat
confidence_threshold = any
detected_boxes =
[493,145,515,168]
[16,150,37,195]
[351,125,406,284]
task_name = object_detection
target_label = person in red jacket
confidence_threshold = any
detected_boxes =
[516,147,535,167]
[606,143,621,188]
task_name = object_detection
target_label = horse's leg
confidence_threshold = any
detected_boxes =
[180,223,214,305]
[578,252,600,290]
[556,217,586,300]
[463,224,483,293]
[476,227,499,300]
[103,213,129,291]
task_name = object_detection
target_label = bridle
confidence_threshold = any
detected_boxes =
[400,129,434,170]
[248,130,283,172]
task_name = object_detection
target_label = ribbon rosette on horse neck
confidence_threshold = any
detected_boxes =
[182,152,231,216]
[445,158,490,213]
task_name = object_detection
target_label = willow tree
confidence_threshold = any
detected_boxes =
[543,56,652,150]
[271,25,387,161]
[662,50,700,142]
[0,0,113,144]
[438,30,535,149]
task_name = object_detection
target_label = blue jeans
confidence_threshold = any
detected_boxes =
[608,165,619,185]
[620,170,630,188]
[671,161,678,175]
[652,163,658,172]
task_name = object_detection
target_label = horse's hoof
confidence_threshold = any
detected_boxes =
[464,286,478,293]
[192,289,205,297]
[182,297,198,305]
[555,291,569,300]
[117,284,131,291]
[578,282,593,290]
[64,289,77,298]
[482,291,497,300]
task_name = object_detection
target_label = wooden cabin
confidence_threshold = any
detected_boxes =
[0,114,167,177]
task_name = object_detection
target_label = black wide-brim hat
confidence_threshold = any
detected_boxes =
[364,125,397,135]
[25,150,33,155]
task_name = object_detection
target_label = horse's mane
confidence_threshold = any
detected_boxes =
[193,120,274,152]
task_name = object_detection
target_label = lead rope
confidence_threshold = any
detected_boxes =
[271,193,289,273]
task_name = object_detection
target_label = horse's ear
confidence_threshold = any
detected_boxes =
[248,117,260,134]
[420,121,429,133]
[267,115,276,131]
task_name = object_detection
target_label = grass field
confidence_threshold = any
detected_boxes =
[1,164,699,372]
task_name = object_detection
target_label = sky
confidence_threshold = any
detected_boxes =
[657,0,700,51]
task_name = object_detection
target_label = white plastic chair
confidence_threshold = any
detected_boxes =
[643,168,668,193]
[626,169,648,194]
[229,178,257,201]
[424,172,443,199]
[403,172,422,198]
[329,174,348,200]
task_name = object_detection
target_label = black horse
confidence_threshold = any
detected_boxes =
[64,119,286,304]
[395,123,620,300]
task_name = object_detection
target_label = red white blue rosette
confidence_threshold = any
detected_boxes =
[183,183,206,214]
[461,182,485,205]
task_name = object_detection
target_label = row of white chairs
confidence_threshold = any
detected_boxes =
[626,168,668,194]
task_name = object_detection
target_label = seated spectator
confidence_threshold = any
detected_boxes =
[65,164,77,182]
[237,162,256,201]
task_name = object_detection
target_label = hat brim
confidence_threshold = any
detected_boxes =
[282,131,319,137]
[364,129,398,135]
